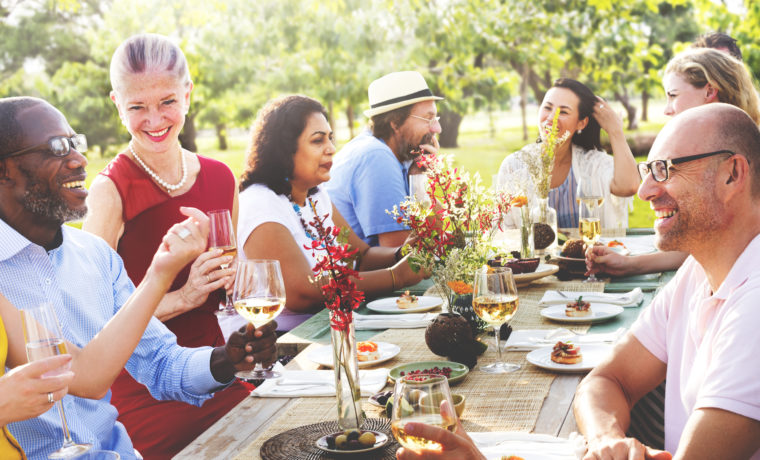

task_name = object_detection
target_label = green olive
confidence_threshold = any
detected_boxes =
[358,431,376,446]
[335,434,348,449]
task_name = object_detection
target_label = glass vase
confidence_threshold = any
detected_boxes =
[519,205,534,258]
[329,312,365,430]
[530,197,557,256]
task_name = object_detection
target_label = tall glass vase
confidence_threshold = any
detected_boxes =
[329,312,365,430]
[519,205,534,258]
[531,197,557,256]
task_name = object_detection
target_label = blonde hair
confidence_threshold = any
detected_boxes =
[109,33,191,94]
[665,48,760,125]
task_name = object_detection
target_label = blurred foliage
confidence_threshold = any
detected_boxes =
[0,0,754,154]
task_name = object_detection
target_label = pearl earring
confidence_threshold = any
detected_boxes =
[577,129,582,134]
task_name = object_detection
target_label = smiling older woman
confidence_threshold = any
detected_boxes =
[237,95,426,331]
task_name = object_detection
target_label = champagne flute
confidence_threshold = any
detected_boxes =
[390,374,457,453]
[21,303,92,458]
[232,259,286,380]
[472,267,520,373]
[208,209,238,316]
[577,177,603,282]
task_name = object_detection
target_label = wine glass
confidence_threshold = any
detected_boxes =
[472,267,520,373]
[232,259,286,380]
[20,303,92,458]
[208,209,238,316]
[390,374,458,453]
[577,177,603,282]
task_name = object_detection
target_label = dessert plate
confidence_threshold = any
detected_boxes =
[526,343,613,373]
[540,303,623,323]
[366,295,442,314]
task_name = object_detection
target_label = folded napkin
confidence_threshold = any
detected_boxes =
[250,363,389,398]
[471,431,586,460]
[538,288,643,307]
[354,312,437,330]
[505,327,626,351]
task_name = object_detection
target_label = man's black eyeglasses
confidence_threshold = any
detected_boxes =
[637,150,735,182]
[1,134,87,159]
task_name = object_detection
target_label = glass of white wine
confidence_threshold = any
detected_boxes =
[21,303,92,458]
[577,177,603,282]
[232,259,285,380]
[208,209,238,316]
[472,267,520,373]
[390,374,457,454]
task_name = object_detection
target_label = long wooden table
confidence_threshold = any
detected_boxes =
[176,262,672,459]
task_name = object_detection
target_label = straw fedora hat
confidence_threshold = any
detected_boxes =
[364,71,443,118]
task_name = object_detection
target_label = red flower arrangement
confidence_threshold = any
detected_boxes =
[304,200,365,331]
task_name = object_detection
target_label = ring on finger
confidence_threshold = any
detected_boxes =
[206,274,211,284]
[599,104,604,109]
[176,227,192,241]
[48,392,55,404]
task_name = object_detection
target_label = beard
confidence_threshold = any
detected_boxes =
[18,164,87,225]
[655,177,720,254]
[399,132,435,162]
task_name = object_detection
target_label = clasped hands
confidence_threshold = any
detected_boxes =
[210,321,278,382]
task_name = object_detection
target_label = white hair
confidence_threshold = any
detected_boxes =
[110,33,191,94]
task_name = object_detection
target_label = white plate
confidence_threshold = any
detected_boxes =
[366,295,442,313]
[526,343,613,373]
[306,342,401,368]
[514,263,559,286]
[540,303,624,323]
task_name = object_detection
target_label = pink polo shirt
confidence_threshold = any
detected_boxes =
[631,234,760,458]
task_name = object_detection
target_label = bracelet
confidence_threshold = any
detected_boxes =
[394,245,404,262]
[388,267,397,291]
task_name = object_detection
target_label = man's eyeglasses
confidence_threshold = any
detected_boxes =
[637,150,735,182]
[409,114,441,128]
[1,134,87,159]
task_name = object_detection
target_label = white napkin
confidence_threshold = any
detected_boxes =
[538,288,643,307]
[250,363,389,397]
[505,327,626,351]
[353,312,437,330]
[471,431,586,460]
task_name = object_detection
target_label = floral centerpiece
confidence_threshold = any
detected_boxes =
[520,108,571,253]
[388,153,513,336]
[304,202,365,430]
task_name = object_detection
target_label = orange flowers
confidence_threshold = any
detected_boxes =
[447,280,473,295]
[510,195,528,208]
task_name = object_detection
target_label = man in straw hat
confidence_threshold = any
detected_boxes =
[326,71,442,249]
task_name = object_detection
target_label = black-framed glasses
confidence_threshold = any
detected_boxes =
[409,114,441,128]
[1,134,87,159]
[637,150,735,182]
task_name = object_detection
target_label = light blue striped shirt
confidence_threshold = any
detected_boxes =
[0,221,225,460]
[549,164,579,228]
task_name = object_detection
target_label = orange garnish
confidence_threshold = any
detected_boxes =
[447,280,473,295]
[607,240,625,248]
[357,341,378,352]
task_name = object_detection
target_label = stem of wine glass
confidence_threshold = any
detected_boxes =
[493,325,503,362]
[56,400,80,452]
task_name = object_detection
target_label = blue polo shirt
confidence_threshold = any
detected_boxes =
[325,131,410,246]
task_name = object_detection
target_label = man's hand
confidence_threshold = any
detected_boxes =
[210,321,278,382]
[586,245,633,277]
[584,436,672,460]
[396,401,484,460]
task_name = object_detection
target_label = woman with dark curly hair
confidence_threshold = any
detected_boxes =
[238,95,425,331]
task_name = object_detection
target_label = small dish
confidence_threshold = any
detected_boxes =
[388,361,469,385]
[314,430,389,454]
[368,390,393,408]
[526,343,613,373]
[306,342,401,368]
[513,263,559,286]
[420,393,466,417]
[540,303,624,323]
[366,295,443,314]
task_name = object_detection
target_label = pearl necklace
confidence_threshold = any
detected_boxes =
[129,141,188,192]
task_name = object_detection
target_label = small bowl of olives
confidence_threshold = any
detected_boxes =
[315,429,389,454]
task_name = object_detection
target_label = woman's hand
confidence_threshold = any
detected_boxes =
[153,207,210,279]
[592,97,625,139]
[0,355,74,425]
[394,255,429,287]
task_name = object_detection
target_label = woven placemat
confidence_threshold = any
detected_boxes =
[258,418,398,460]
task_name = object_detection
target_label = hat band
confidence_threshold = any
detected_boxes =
[370,88,434,109]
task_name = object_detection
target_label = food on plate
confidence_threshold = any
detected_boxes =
[550,341,583,364]
[561,238,586,258]
[500,456,526,460]
[396,290,419,309]
[398,366,453,379]
[487,255,540,274]
[607,240,626,249]
[357,341,380,362]
[565,296,592,317]
[325,429,377,450]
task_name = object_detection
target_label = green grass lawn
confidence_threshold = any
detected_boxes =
[83,113,657,229]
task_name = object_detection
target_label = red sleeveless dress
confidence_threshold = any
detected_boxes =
[101,153,250,459]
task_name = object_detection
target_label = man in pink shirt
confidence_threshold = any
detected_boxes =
[574,103,760,460]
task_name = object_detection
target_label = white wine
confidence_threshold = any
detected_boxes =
[26,338,69,376]
[579,217,601,245]
[211,245,237,269]
[577,196,604,207]
[234,297,285,327]
[391,415,457,451]
[472,295,519,325]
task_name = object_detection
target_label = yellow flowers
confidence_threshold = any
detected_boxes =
[446,280,473,295]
